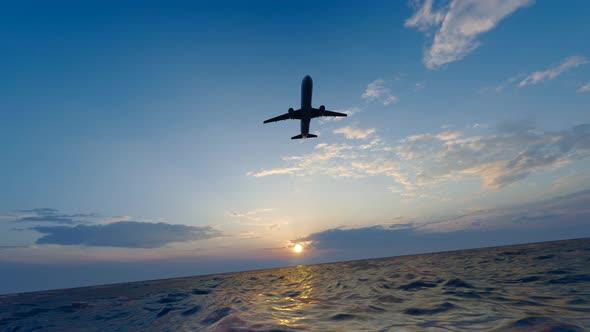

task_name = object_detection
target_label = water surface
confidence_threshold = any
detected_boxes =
[1,238,589,331]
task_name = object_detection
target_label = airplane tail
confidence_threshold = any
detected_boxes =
[291,134,318,139]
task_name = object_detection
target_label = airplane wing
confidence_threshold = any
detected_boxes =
[263,110,301,123]
[311,109,348,118]
[322,110,348,117]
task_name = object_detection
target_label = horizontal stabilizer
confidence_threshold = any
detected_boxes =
[291,134,318,139]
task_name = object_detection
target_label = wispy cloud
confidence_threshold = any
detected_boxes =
[249,138,404,181]
[0,245,28,251]
[227,208,275,221]
[3,208,99,225]
[31,221,223,248]
[405,0,444,32]
[362,79,398,105]
[106,215,131,222]
[319,107,362,124]
[578,82,590,93]
[251,121,590,195]
[519,56,589,87]
[478,74,524,94]
[396,122,590,190]
[406,0,534,69]
[551,172,590,193]
[467,123,489,129]
[333,126,376,140]
[248,167,302,178]
[238,230,260,240]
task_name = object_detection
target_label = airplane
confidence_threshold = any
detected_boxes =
[263,75,347,139]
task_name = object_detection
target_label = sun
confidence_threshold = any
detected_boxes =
[293,244,303,253]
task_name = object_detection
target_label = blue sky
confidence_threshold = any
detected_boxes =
[1,0,590,293]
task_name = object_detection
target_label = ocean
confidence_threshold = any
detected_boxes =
[1,238,589,331]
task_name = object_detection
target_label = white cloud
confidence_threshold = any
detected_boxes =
[578,82,590,93]
[405,0,534,69]
[248,137,407,182]
[250,122,590,196]
[436,130,462,141]
[478,84,506,94]
[238,230,260,239]
[227,208,275,221]
[333,126,376,140]
[519,56,589,87]
[361,79,398,105]
[107,215,131,222]
[405,0,444,32]
[396,122,590,189]
[468,123,489,129]
[248,167,302,177]
[319,107,362,123]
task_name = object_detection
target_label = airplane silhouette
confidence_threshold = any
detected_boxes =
[263,75,347,139]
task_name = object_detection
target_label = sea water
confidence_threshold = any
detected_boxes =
[1,238,589,331]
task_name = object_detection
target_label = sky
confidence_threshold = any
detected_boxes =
[1,0,590,294]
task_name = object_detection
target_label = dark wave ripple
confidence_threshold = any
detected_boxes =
[1,238,590,331]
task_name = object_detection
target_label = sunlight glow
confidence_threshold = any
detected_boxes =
[293,244,303,253]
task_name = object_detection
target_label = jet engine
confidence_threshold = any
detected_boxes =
[319,105,326,116]
[288,108,294,119]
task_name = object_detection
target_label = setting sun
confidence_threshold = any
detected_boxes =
[293,244,303,253]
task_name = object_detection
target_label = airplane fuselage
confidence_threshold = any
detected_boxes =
[263,75,346,138]
[300,75,313,138]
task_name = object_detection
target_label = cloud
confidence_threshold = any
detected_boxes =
[435,130,462,140]
[550,171,590,193]
[0,245,28,251]
[295,189,590,258]
[31,221,223,248]
[406,0,534,69]
[238,231,260,240]
[227,208,275,222]
[249,138,404,181]
[578,82,590,93]
[333,126,376,140]
[248,167,302,178]
[251,121,590,195]
[19,208,59,215]
[397,122,590,189]
[319,107,362,123]
[420,189,590,232]
[468,123,489,129]
[405,0,444,32]
[478,83,507,94]
[519,56,589,87]
[107,215,131,222]
[18,216,85,225]
[3,208,99,225]
[361,79,398,105]
[479,73,525,94]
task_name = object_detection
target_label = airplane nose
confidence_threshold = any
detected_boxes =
[304,75,312,81]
